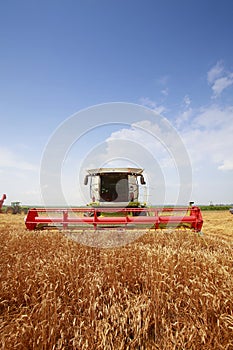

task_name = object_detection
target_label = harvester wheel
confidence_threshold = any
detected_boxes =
[6,207,14,214]
[132,209,147,216]
[22,208,28,215]
[13,206,21,214]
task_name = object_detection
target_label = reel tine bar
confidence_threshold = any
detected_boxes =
[25,206,203,232]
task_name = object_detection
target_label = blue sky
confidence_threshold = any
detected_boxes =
[0,0,233,205]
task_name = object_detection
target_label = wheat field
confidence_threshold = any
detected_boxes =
[0,211,233,349]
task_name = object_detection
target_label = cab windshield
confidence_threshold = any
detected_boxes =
[100,173,128,202]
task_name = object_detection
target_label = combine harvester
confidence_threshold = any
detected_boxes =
[25,168,203,233]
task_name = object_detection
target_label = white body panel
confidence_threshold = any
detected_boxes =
[90,175,100,202]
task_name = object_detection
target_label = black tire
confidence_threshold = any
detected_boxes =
[6,207,14,214]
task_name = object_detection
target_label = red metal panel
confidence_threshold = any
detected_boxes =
[25,206,203,232]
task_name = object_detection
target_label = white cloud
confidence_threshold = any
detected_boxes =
[161,88,169,96]
[180,105,233,172]
[157,75,169,85]
[90,103,233,203]
[183,95,191,107]
[104,104,233,176]
[139,97,157,109]
[211,74,233,97]
[139,97,167,115]
[218,160,233,171]
[0,147,37,171]
[0,147,40,204]
[78,113,194,205]
[207,61,233,98]
[207,61,224,84]
[194,105,233,128]
[175,108,193,128]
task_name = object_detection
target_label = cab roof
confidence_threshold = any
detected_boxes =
[87,168,144,175]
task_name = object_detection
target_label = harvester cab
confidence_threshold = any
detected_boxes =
[84,168,146,208]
